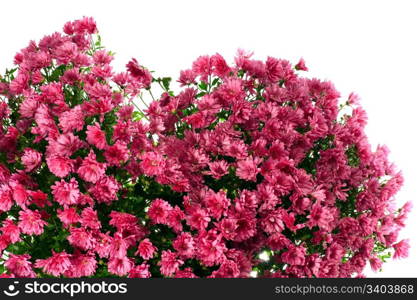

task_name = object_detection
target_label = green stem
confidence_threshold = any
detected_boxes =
[132,100,149,121]
[138,93,149,108]
[148,89,155,101]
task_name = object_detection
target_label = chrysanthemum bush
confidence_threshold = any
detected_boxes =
[0,17,411,278]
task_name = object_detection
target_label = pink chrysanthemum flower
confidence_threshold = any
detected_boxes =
[159,250,183,277]
[140,151,165,176]
[135,238,157,260]
[46,155,73,178]
[57,207,80,227]
[1,219,21,243]
[173,233,195,259]
[67,254,97,277]
[108,256,134,276]
[80,207,101,230]
[51,178,80,207]
[307,203,335,230]
[129,263,151,278]
[86,123,107,149]
[35,251,72,276]
[5,254,36,278]
[369,256,383,272]
[77,150,106,183]
[393,239,410,259]
[58,105,84,133]
[88,175,119,204]
[295,57,308,71]
[281,245,307,266]
[148,199,172,224]
[67,227,95,250]
[18,209,47,235]
[21,148,42,172]
[236,157,261,182]
[104,141,129,166]
[207,160,229,179]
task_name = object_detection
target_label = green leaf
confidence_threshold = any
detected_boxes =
[95,35,102,47]
[133,110,145,121]
[162,77,171,91]
[345,144,360,167]
[211,77,220,87]
[237,70,246,78]
[49,65,67,82]
[196,92,206,98]
[198,81,208,91]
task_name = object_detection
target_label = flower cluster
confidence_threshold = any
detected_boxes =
[140,52,411,277]
[0,18,410,278]
[0,17,154,278]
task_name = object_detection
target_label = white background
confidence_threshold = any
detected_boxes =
[1,0,416,277]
